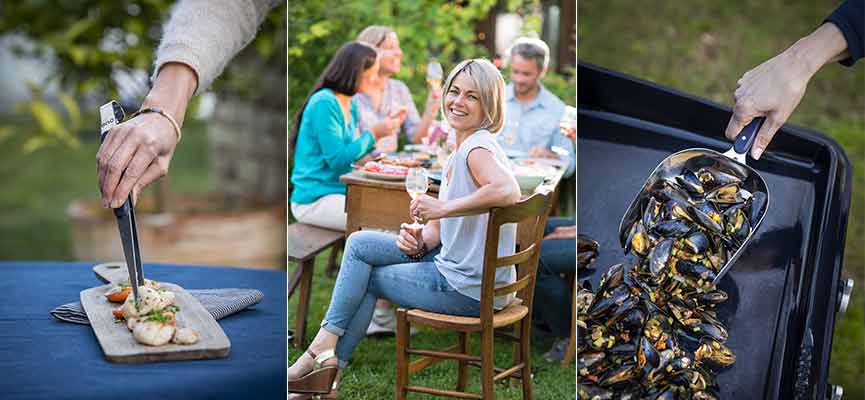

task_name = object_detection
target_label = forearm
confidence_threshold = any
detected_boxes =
[442,181,520,218]
[152,0,279,95]
[141,63,198,127]
[412,110,436,144]
[787,22,849,76]
[421,220,441,249]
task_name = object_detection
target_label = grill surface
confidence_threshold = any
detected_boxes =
[577,63,851,399]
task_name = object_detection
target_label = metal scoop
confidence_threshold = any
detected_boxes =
[618,117,770,285]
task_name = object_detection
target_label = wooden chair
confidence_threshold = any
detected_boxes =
[395,191,553,400]
[562,271,577,367]
[287,223,344,349]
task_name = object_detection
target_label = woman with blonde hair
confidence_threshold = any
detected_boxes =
[354,25,442,153]
[288,59,521,398]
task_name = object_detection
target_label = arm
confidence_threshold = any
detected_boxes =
[551,122,576,178]
[152,0,281,95]
[412,147,521,221]
[411,87,443,144]
[724,20,852,160]
[825,0,864,66]
[97,63,197,207]
[98,0,279,207]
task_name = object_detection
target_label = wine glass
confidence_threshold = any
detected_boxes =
[559,105,577,136]
[551,106,577,157]
[405,167,429,230]
[426,61,443,88]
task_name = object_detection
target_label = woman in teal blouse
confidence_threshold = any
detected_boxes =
[290,42,398,231]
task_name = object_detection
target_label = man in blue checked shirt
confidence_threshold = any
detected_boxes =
[498,37,575,178]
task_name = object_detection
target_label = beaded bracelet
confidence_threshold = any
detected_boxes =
[130,107,182,143]
[407,242,428,261]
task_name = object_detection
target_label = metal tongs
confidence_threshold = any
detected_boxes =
[618,117,770,285]
[99,101,145,306]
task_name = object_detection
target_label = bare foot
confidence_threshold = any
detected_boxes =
[287,351,315,380]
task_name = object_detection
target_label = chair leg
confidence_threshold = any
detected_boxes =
[325,238,344,278]
[293,259,314,349]
[511,324,521,386]
[457,332,470,392]
[481,328,495,399]
[521,319,533,400]
[395,309,409,400]
[562,279,577,367]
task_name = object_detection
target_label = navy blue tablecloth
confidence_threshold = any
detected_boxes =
[0,262,286,400]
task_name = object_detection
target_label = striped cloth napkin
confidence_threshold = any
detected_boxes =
[51,288,264,325]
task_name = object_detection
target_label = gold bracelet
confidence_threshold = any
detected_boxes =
[130,107,182,143]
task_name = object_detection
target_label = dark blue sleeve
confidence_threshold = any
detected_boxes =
[825,0,864,66]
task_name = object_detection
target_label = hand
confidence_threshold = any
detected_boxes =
[560,125,576,143]
[370,115,401,139]
[724,22,848,160]
[388,106,408,125]
[544,225,576,240]
[96,62,196,208]
[410,194,448,223]
[96,113,178,208]
[396,223,424,255]
[724,51,811,160]
[424,86,443,115]
[528,147,559,159]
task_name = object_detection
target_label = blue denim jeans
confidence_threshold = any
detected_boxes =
[533,217,576,338]
[321,230,481,368]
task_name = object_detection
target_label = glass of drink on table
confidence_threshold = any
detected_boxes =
[426,60,443,88]
[559,105,577,138]
[552,105,577,157]
[405,167,429,230]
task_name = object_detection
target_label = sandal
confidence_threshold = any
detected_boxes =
[287,349,339,396]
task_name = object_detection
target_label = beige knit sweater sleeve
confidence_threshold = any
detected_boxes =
[152,0,282,95]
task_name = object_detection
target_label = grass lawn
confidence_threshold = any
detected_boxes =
[579,0,864,398]
[288,251,577,399]
[0,119,212,260]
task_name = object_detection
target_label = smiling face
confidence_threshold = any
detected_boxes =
[377,32,402,76]
[509,54,543,98]
[444,72,485,133]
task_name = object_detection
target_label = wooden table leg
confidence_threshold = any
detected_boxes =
[293,259,314,349]
[288,263,303,299]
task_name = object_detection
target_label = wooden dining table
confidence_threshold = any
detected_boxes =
[339,161,565,248]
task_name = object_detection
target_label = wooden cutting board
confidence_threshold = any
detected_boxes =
[81,266,231,363]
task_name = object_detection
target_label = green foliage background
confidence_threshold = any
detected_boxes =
[287,0,575,142]
[1,0,285,153]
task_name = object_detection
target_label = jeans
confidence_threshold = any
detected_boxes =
[533,217,576,338]
[321,230,481,368]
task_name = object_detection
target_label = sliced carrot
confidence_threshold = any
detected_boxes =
[112,307,125,319]
[106,287,131,303]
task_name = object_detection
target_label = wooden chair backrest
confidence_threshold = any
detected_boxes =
[478,189,553,325]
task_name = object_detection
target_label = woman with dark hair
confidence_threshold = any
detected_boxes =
[290,42,399,231]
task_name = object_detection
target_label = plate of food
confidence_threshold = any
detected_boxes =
[512,159,558,192]
[80,276,230,363]
[359,161,408,181]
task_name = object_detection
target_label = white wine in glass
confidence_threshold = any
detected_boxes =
[405,167,429,229]
[426,61,443,88]
[559,105,577,135]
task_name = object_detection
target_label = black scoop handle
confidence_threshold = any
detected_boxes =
[732,116,765,155]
